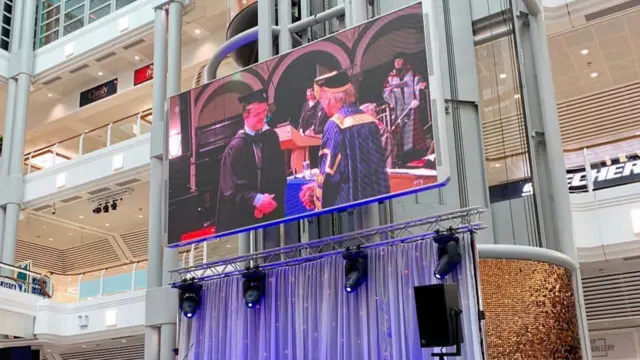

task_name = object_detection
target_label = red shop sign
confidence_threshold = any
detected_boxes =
[133,63,154,86]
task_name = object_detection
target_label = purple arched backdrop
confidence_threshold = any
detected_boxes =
[267,41,351,102]
[352,6,418,74]
[193,72,264,122]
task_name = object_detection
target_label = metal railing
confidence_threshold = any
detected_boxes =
[49,260,148,303]
[0,262,53,297]
[171,207,486,285]
[48,246,203,303]
[22,109,152,175]
[36,0,139,48]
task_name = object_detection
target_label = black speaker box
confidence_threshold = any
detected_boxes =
[414,283,463,348]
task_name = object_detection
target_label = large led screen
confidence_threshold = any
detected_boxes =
[167,2,448,245]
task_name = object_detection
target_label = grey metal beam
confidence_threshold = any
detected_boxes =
[523,0,541,16]
[528,12,577,260]
[473,26,513,46]
[145,5,168,360]
[288,4,346,33]
[1,0,36,266]
[159,1,183,360]
[278,0,292,52]
[258,0,274,60]
[350,0,368,24]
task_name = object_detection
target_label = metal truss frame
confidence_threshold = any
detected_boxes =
[169,206,486,285]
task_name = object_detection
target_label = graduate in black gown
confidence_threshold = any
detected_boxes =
[215,90,287,233]
[299,71,390,210]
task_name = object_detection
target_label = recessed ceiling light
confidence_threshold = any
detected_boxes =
[47,93,52,97]
[134,56,140,61]
[43,225,47,228]
[138,214,143,218]
[499,73,507,79]
[82,345,87,348]
[194,28,201,35]
[226,244,231,248]
[494,163,501,167]
[514,94,521,99]
[69,233,74,235]
[121,339,127,343]
[49,238,53,241]
[79,215,84,219]
[97,71,103,76]
[590,72,598,78]
[105,223,110,227]
[580,49,589,55]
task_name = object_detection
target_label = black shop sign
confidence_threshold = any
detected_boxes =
[79,79,118,107]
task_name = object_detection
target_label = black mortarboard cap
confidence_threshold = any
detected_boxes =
[238,89,268,107]
[313,71,352,97]
[393,51,409,60]
[314,71,351,90]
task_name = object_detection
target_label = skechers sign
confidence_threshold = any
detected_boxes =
[489,155,640,203]
[565,158,640,191]
[0,277,23,292]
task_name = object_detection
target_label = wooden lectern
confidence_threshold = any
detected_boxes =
[274,124,322,174]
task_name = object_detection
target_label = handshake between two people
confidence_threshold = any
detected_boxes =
[254,194,278,219]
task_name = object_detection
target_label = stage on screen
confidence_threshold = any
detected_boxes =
[167,2,447,246]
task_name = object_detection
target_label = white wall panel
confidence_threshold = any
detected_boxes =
[23,134,150,206]
[571,182,640,261]
[34,291,145,338]
[0,49,9,80]
[33,0,154,76]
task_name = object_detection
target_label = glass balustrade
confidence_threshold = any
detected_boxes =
[49,260,148,303]
[23,109,152,175]
[45,237,238,303]
[37,0,140,48]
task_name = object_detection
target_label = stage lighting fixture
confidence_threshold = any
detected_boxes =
[243,267,266,308]
[103,204,109,213]
[111,200,118,211]
[343,247,367,293]
[433,229,461,280]
[178,279,202,319]
[93,205,102,214]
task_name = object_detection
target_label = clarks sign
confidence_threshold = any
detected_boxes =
[79,79,118,107]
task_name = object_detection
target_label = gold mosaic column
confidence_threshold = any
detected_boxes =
[479,259,582,360]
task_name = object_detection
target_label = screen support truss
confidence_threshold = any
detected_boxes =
[170,206,486,285]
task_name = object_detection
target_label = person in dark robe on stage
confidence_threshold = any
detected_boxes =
[383,52,429,166]
[298,88,329,135]
[295,87,329,169]
[215,89,287,233]
[299,71,390,210]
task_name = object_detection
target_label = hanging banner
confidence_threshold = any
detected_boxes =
[0,276,24,292]
[166,2,450,246]
[134,63,154,86]
[79,79,118,107]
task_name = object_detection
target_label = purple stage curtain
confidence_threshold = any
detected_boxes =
[182,237,483,359]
